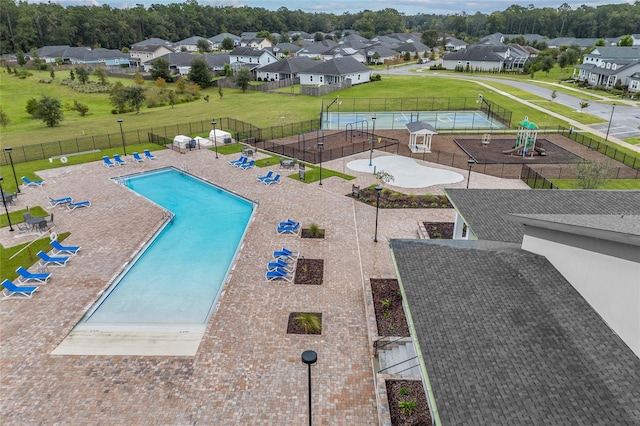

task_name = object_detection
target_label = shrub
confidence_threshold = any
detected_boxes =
[398,399,417,415]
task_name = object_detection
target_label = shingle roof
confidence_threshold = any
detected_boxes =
[444,189,640,243]
[302,57,371,75]
[230,46,265,57]
[257,57,315,73]
[443,45,505,62]
[390,238,640,425]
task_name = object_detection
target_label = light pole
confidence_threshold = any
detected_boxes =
[211,120,219,159]
[605,103,616,142]
[0,177,14,232]
[301,350,317,426]
[324,96,340,129]
[477,95,492,135]
[369,116,376,166]
[317,140,324,186]
[4,147,20,193]
[374,184,382,242]
[117,119,127,156]
[466,159,476,189]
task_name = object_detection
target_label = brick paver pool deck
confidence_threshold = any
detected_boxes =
[0,148,528,424]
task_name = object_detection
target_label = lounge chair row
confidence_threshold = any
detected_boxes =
[277,219,300,235]
[229,156,255,170]
[22,176,44,187]
[2,239,81,300]
[265,247,299,281]
[257,171,281,185]
[103,150,156,167]
[47,196,91,211]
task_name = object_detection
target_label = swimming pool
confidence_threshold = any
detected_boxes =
[80,168,255,328]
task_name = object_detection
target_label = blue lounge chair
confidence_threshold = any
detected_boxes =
[262,174,281,186]
[16,266,51,284]
[67,200,91,211]
[230,156,247,166]
[132,152,145,163]
[37,251,70,267]
[1,279,38,300]
[277,222,300,235]
[265,267,293,282]
[22,176,44,187]
[113,154,126,165]
[48,196,72,207]
[257,171,274,182]
[273,247,299,261]
[144,149,157,160]
[267,258,294,272]
[103,156,115,167]
[50,239,80,255]
[239,160,255,170]
[279,219,299,227]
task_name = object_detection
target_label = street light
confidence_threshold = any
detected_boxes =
[369,116,377,167]
[374,184,382,242]
[211,120,219,159]
[301,350,317,426]
[4,147,20,193]
[466,159,476,189]
[477,95,492,135]
[324,96,340,129]
[117,119,127,156]
[0,177,14,232]
[605,103,616,142]
[317,140,324,186]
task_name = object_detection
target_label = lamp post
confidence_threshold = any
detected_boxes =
[374,184,382,242]
[605,103,616,142]
[466,159,476,189]
[317,140,324,186]
[4,147,20,193]
[117,119,127,156]
[324,96,340,129]
[211,120,219,159]
[477,95,492,135]
[301,350,317,426]
[0,177,14,232]
[369,116,376,167]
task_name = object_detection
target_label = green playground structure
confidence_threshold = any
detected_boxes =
[503,117,546,156]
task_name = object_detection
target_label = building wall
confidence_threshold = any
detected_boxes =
[521,235,640,358]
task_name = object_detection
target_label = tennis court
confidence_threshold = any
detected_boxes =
[324,111,505,131]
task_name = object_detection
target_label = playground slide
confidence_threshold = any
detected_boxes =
[502,144,525,154]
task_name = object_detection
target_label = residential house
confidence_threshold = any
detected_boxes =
[175,36,213,52]
[129,44,174,66]
[35,46,129,67]
[364,45,397,64]
[296,40,339,59]
[388,189,640,424]
[322,46,366,63]
[255,57,315,81]
[209,33,242,50]
[268,43,303,59]
[442,36,468,51]
[442,44,529,71]
[298,56,372,86]
[36,45,75,63]
[628,72,640,93]
[393,41,429,58]
[131,38,175,50]
[146,52,230,76]
[229,47,277,72]
[547,37,600,50]
[243,37,273,50]
[574,46,640,88]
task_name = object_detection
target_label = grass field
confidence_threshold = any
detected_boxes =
[0,68,583,146]
[550,179,640,189]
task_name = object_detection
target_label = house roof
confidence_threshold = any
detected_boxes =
[589,46,640,59]
[301,57,371,75]
[230,46,267,57]
[390,238,640,425]
[444,189,640,243]
[406,121,436,133]
[209,33,241,43]
[257,57,315,73]
[131,38,173,48]
[443,45,505,62]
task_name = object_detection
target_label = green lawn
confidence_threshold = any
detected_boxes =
[550,179,640,189]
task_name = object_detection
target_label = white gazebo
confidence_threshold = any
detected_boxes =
[406,121,437,153]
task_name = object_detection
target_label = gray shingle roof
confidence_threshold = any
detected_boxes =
[444,189,640,243]
[257,57,315,73]
[390,238,640,425]
[303,57,371,75]
[443,45,505,62]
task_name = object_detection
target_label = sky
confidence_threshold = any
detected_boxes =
[39,0,633,16]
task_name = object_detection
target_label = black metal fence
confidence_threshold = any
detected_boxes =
[558,125,640,170]
[521,165,557,189]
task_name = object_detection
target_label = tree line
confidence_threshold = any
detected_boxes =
[1,1,640,55]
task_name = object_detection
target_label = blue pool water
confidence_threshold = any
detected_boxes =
[82,168,254,326]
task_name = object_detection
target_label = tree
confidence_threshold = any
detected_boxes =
[421,29,438,49]
[151,58,171,81]
[75,67,89,84]
[94,67,107,85]
[294,312,321,334]
[313,32,324,41]
[72,100,89,116]
[196,39,211,53]
[16,51,26,67]
[235,66,251,92]
[579,100,590,112]
[188,57,212,88]
[26,98,39,116]
[575,160,614,189]
[595,38,606,47]
[221,37,234,50]
[551,90,557,102]
[35,95,63,127]
[618,35,633,46]
[403,51,411,61]
[109,82,128,113]
[0,107,10,128]
[50,69,55,80]
[124,86,146,114]
[223,63,233,77]
[133,72,145,86]
[540,56,555,75]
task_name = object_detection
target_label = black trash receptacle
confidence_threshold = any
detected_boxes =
[189,139,196,149]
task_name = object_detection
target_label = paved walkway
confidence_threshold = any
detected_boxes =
[0,148,528,424]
